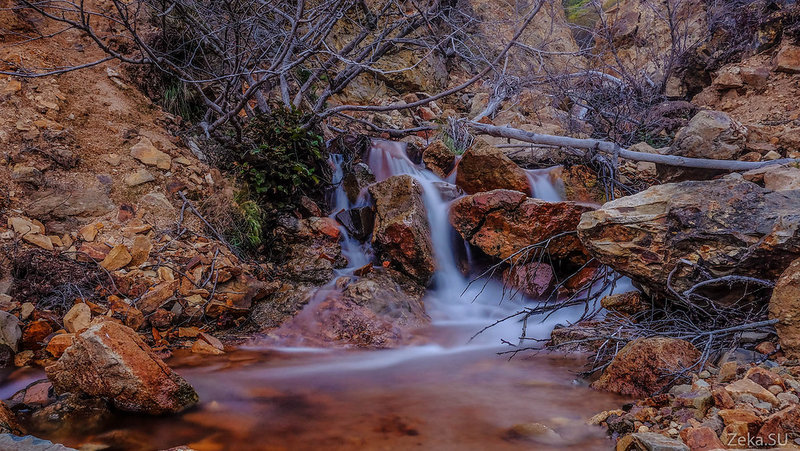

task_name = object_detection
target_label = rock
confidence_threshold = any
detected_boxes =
[0,400,24,435]
[138,192,176,230]
[578,178,800,302]
[769,258,800,358]
[137,281,178,314]
[745,366,783,389]
[718,361,738,383]
[591,337,701,397]
[601,291,646,316]
[123,169,155,186]
[740,66,770,87]
[12,165,44,186]
[369,175,435,285]
[191,339,224,355]
[757,405,800,441]
[8,217,53,250]
[149,309,174,329]
[669,110,746,161]
[718,409,762,437]
[501,262,554,298]
[0,311,22,352]
[679,426,724,451]
[99,244,132,271]
[0,434,75,450]
[763,165,800,191]
[27,189,114,221]
[45,334,74,358]
[504,422,561,443]
[342,163,375,204]
[335,207,374,241]
[617,432,689,451]
[45,321,198,414]
[269,270,428,348]
[22,320,53,350]
[713,66,743,89]
[775,44,800,73]
[128,235,152,267]
[450,189,592,262]
[454,140,530,195]
[422,140,456,178]
[130,137,171,169]
[725,378,779,406]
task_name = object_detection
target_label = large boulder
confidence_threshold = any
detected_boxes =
[591,337,701,397]
[455,140,530,195]
[45,320,198,415]
[369,175,435,285]
[578,178,800,302]
[769,258,800,358]
[422,140,456,179]
[449,189,593,263]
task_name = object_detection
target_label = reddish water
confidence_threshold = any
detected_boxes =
[4,346,626,451]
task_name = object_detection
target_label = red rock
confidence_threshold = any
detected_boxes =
[45,321,198,414]
[776,44,800,73]
[679,426,725,451]
[0,400,24,435]
[450,189,593,263]
[591,337,701,397]
[501,262,554,298]
[746,366,783,389]
[712,387,735,409]
[757,405,800,442]
[718,409,762,436]
[22,320,53,350]
[149,308,174,329]
[77,242,111,261]
[455,139,530,195]
[422,140,455,178]
[191,339,223,355]
[601,291,646,315]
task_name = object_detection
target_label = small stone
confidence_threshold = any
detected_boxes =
[191,339,224,355]
[45,333,74,358]
[768,384,783,395]
[78,223,100,242]
[130,137,171,170]
[63,303,91,334]
[0,312,21,352]
[128,235,152,267]
[19,303,35,320]
[103,153,122,166]
[698,370,711,379]
[14,350,34,367]
[763,150,782,160]
[679,426,724,451]
[778,392,799,405]
[725,378,779,406]
[22,320,53,350]
[719,361,738,382]
[100,245,132,271]
[505,423,561,443]
[124,169,155,186]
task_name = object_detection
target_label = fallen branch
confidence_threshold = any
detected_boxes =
[467,121,799,171]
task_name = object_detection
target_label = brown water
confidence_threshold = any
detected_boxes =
[6,345,626,450]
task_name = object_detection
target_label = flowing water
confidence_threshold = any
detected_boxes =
[0,140,631,450]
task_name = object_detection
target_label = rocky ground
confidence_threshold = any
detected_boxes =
[2,0,800,449]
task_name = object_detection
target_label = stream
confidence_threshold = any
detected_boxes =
[0,140,630,450]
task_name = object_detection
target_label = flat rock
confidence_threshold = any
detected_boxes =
[130,137,171,170]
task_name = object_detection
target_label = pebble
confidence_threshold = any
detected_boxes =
[698,370,711,379]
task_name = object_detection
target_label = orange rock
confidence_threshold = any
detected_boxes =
[22,320,53,350]
[138,280,178,314]
[45,333,74,358]
[191,339,224,355]
[100,244,132,271]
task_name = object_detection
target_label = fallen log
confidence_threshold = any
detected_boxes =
[468,121,798,171]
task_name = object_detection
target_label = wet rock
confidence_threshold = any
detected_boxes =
[369,175,435,285]
[578,178,800,302]
[251,283,315,329]
[272,269,428,348]
[450,189,592,263]
[0,311,22,352]
[455,140,530,195]
[591,337,701,397]
[45,321,198,414]
[422,140,456,178]
[335,207,374,241]
[130,137,171,170]
[63,303,91,334]
[501,262,554,298]
[556,165,607,204]
[769,258,800,358]
[601,291,646,316]
[504,422,561,444]
[432,181,463,202]
[0,434,72,451]
[342,162,375,204]
[27,393,112,437]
